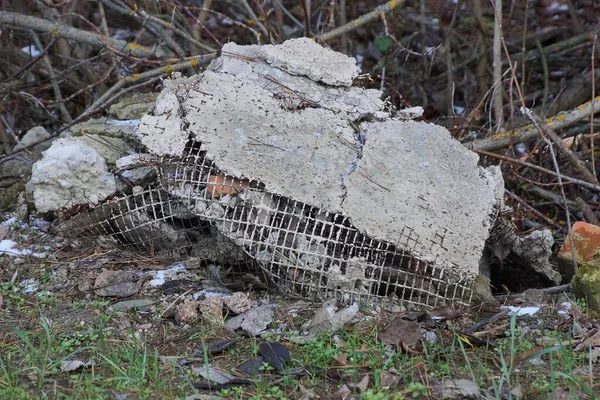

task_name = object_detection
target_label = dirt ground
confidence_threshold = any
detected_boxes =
[1,219,598,400]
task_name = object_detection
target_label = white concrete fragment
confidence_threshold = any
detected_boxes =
[115,153,154,184]
[148,263,186,286]
[501,305,541,316]
[29,138,116,212]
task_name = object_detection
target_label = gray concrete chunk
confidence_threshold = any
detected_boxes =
[134,39,503,280]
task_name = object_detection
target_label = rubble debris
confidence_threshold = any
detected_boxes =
[115,154,156,188]
[192,365,237,384]
[486,217,559,283]
[51,38,505,309]
[30,138,117,212]
[438,379,481,400]
[224,304,275,336]
[109,92,158,120]
[110,299,156,312]
[174,301,199,324]
[61,359,96,372]
[558,221,600,280]
[572,263,600,313]
[223,292,253,314]
[557,221,600,312]
[0,126,54,212]
[148,263,186,286]
[198,296,224,325]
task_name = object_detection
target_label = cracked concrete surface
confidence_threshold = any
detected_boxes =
[136,38,504,277]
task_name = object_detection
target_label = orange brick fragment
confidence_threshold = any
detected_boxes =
[558,221,600,264]
[206,175,249,199]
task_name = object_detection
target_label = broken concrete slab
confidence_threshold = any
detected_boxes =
[343,119,503,274]
[59,38,505,309]
[135,38,503,279]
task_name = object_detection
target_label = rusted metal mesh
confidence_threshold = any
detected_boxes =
[60,141,474,309]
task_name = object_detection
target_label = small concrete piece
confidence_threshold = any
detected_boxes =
[29,138,116,212]
[69,118,138,166]
[223,292,253,314]
[109,93,157,119]
[14,126,51,151]
[224,304,275,336]
[115,154,155,186]
[174,301,199,324]
[260,37,360,86]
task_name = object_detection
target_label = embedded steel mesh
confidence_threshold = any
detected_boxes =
[60,141,474,309]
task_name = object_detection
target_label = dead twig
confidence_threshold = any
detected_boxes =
[465,96,600,152]
[316,0,404,42]
[491,0,504,131]
[30,31,72,123]
[504,189,563,230]
[531,113,597,185]
[521,107,579,274]
[0,11,156,58]
[477,150,600,193]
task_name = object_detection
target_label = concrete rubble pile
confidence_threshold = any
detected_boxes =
[28,38,507,309]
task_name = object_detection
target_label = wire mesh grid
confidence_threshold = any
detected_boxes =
[60,141,474,309]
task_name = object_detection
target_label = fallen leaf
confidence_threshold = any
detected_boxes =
[306,301,359,334]
[332,384,351,400]
[94,269,146,297]
[0,225,8,240]
[355,374,369,393]
[304,299,337,330]
[259,342,290,371]
[380,316,422,348]
[379,370,401,389]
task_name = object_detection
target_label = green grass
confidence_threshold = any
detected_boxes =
[0,299,598,399]
[0,311,188,399]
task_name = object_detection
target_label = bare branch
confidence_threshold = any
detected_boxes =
[316,0,404,42]
[465,96,600,151]
[0,11,157,58]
